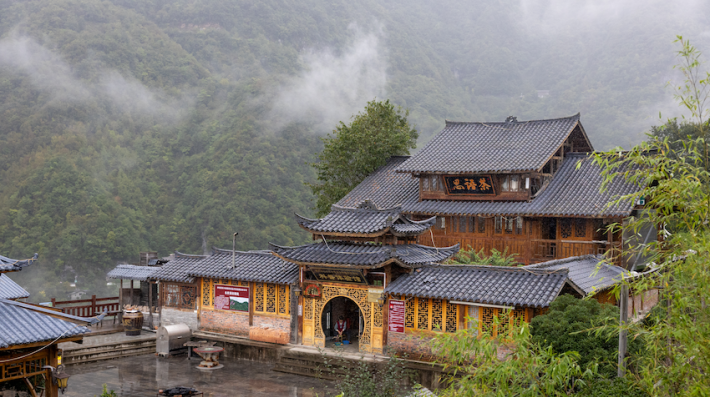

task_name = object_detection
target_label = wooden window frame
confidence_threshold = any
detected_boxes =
[495,216,503,234]
[404,297,459,333]
[253,282,290,317]
[162,282,198,310]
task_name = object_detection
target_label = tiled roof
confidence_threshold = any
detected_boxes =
[404,153,637,217]
[107,264,158,281]
[526,255,627,296]
[296,201,435,237]
[188,248,298,285]
[386,265,572,308]
[270,241,459,268]
[396,114,588,174]
[0,274,30,300]
[337,156,419,209]
[0,253,38,273]
[0,300,91,348]
[150,252,208,283]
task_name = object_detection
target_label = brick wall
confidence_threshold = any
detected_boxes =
[160,307,199,331]
[199,309,290,339]
[387,331,436,361]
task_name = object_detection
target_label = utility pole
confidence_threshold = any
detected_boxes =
[232,232,238,268]
[618,283,629,377]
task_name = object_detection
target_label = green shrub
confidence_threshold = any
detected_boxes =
[575,377,648,397]
[531,295,644,377]
[449,247,519,266]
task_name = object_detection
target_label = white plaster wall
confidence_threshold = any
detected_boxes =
[160,307,199,331]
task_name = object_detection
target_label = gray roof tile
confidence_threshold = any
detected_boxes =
[107,264,158,281]
[0,274,30,300]
[0,254,38,273]
[270,241,459,268]
[337,156,419,209]
[396,114,586,174]
[297,202,435,237]
[386,265,571,308]
[526,255,627,295]
[0,300,91,348]
[188,248,298,285]
[151,252,208,283]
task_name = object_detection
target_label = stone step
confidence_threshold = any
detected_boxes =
[62,337,157,366]
[272,351,360,380]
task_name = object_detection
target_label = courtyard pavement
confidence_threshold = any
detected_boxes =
[63,354,329,397]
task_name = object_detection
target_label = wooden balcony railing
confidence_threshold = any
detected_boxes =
[51,295,120,319]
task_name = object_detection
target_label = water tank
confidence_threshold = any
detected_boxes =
[157,324,191,355]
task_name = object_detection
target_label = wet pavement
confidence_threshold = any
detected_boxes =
[63,354,330,397]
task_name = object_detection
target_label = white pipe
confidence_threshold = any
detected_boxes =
[449,300,513,310]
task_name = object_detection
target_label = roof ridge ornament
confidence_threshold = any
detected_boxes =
[505,115,518,123]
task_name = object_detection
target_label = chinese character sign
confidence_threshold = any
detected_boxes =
[388,300,405,333]
[443,175,495,195]
[214,284,249,312]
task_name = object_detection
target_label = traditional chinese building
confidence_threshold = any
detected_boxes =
[1,254,97,397]
[150,252,207,331]
[337,114,648,267]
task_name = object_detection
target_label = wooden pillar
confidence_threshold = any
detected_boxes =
[148,281,154,329]
[130,279,134,307]
[249,282,254,326]
[618,283,629,377]
[118,279,124,324]
[46,345,58,397]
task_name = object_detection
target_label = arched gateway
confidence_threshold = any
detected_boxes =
[271,201,459,354]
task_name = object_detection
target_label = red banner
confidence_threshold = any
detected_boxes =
[388,299,405,333]
[214,284,249,312]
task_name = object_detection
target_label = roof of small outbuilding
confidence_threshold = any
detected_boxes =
[396,114,589,174]
[150,252,208,283]
[386,265,574,308]
[296,202,435,237]
[526,255,628,296]
[0,300,91,348]
[270,241,459,269]
[107,264,158,281]
[187,248,298,285]
[0,254,38,273]
[340,153,638,218]
[0,274,30,300]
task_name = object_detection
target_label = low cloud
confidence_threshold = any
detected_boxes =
[270,25,387,133]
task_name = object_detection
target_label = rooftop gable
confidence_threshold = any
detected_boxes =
[0,274,30,300]
[396,114,591,174]
[150,252,208,283]
[107,264,159,281]
[187,247,298,285]
[0,253,38,273]
[526,255,628,296]
[0,299,92,348]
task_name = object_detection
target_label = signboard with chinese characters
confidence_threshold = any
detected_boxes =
[388,299,405,333]
[308,267,368,284]
[443,175,495,195]
[214,284,249,312]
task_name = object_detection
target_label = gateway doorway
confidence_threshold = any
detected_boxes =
[321,296,363,352]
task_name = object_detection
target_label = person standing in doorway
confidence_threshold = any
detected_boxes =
[335,315,347,342]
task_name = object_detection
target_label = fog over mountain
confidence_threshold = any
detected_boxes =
[0,0,707,299]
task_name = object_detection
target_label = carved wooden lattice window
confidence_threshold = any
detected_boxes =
[210,279,215,306]
[478,216,486,233]
[405,298,415,329]
[431,299,443,330]
[481,307,496,336]
[417,298,429,330]
[560,218,572,238]
[278,285,288,315]
[499,309,510,335]
[445,302,458,333]
[513,308,526,326]
[574,218,586,237]
[265,284,277,313]
[202,279,210,307]
[165,284,180,307]
[254,283,264,312]
[180,285,197,309]
[305,297,313,320]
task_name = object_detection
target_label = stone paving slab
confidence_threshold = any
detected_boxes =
[63,354,329,397]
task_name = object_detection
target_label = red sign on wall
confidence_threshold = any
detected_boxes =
[214,284,249,312]
[388,299,405,333]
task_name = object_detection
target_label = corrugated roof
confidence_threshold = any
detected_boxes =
[337,156,419,210]
[0,254,38,273]
[386,265,571,308]
[187,248,298,285]
[270,241,459,268]
[0,274,30,300]
[396,114,587,174]
[0,300,91,348]
[526,255,627,296]
[107,264,158,281]
[151,252,208,283]
[297,201,435,237]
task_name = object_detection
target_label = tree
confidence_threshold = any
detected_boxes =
[591,36,710,395]
[308,99,417,216]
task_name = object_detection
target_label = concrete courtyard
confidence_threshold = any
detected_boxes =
[63,354,329,397]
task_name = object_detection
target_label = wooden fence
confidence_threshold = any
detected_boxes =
[51,295,121,319]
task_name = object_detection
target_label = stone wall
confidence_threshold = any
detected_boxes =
[199,309,290,339]
[160,307,198,331]
[386,331,436,361]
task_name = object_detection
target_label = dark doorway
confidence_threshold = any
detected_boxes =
[321,296,362,352]
[541,218,557,240]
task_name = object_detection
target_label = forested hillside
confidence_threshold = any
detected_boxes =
[0,0,707,297]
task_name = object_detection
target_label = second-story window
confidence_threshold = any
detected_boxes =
[422,175,445,192]
[501,175,521,192]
